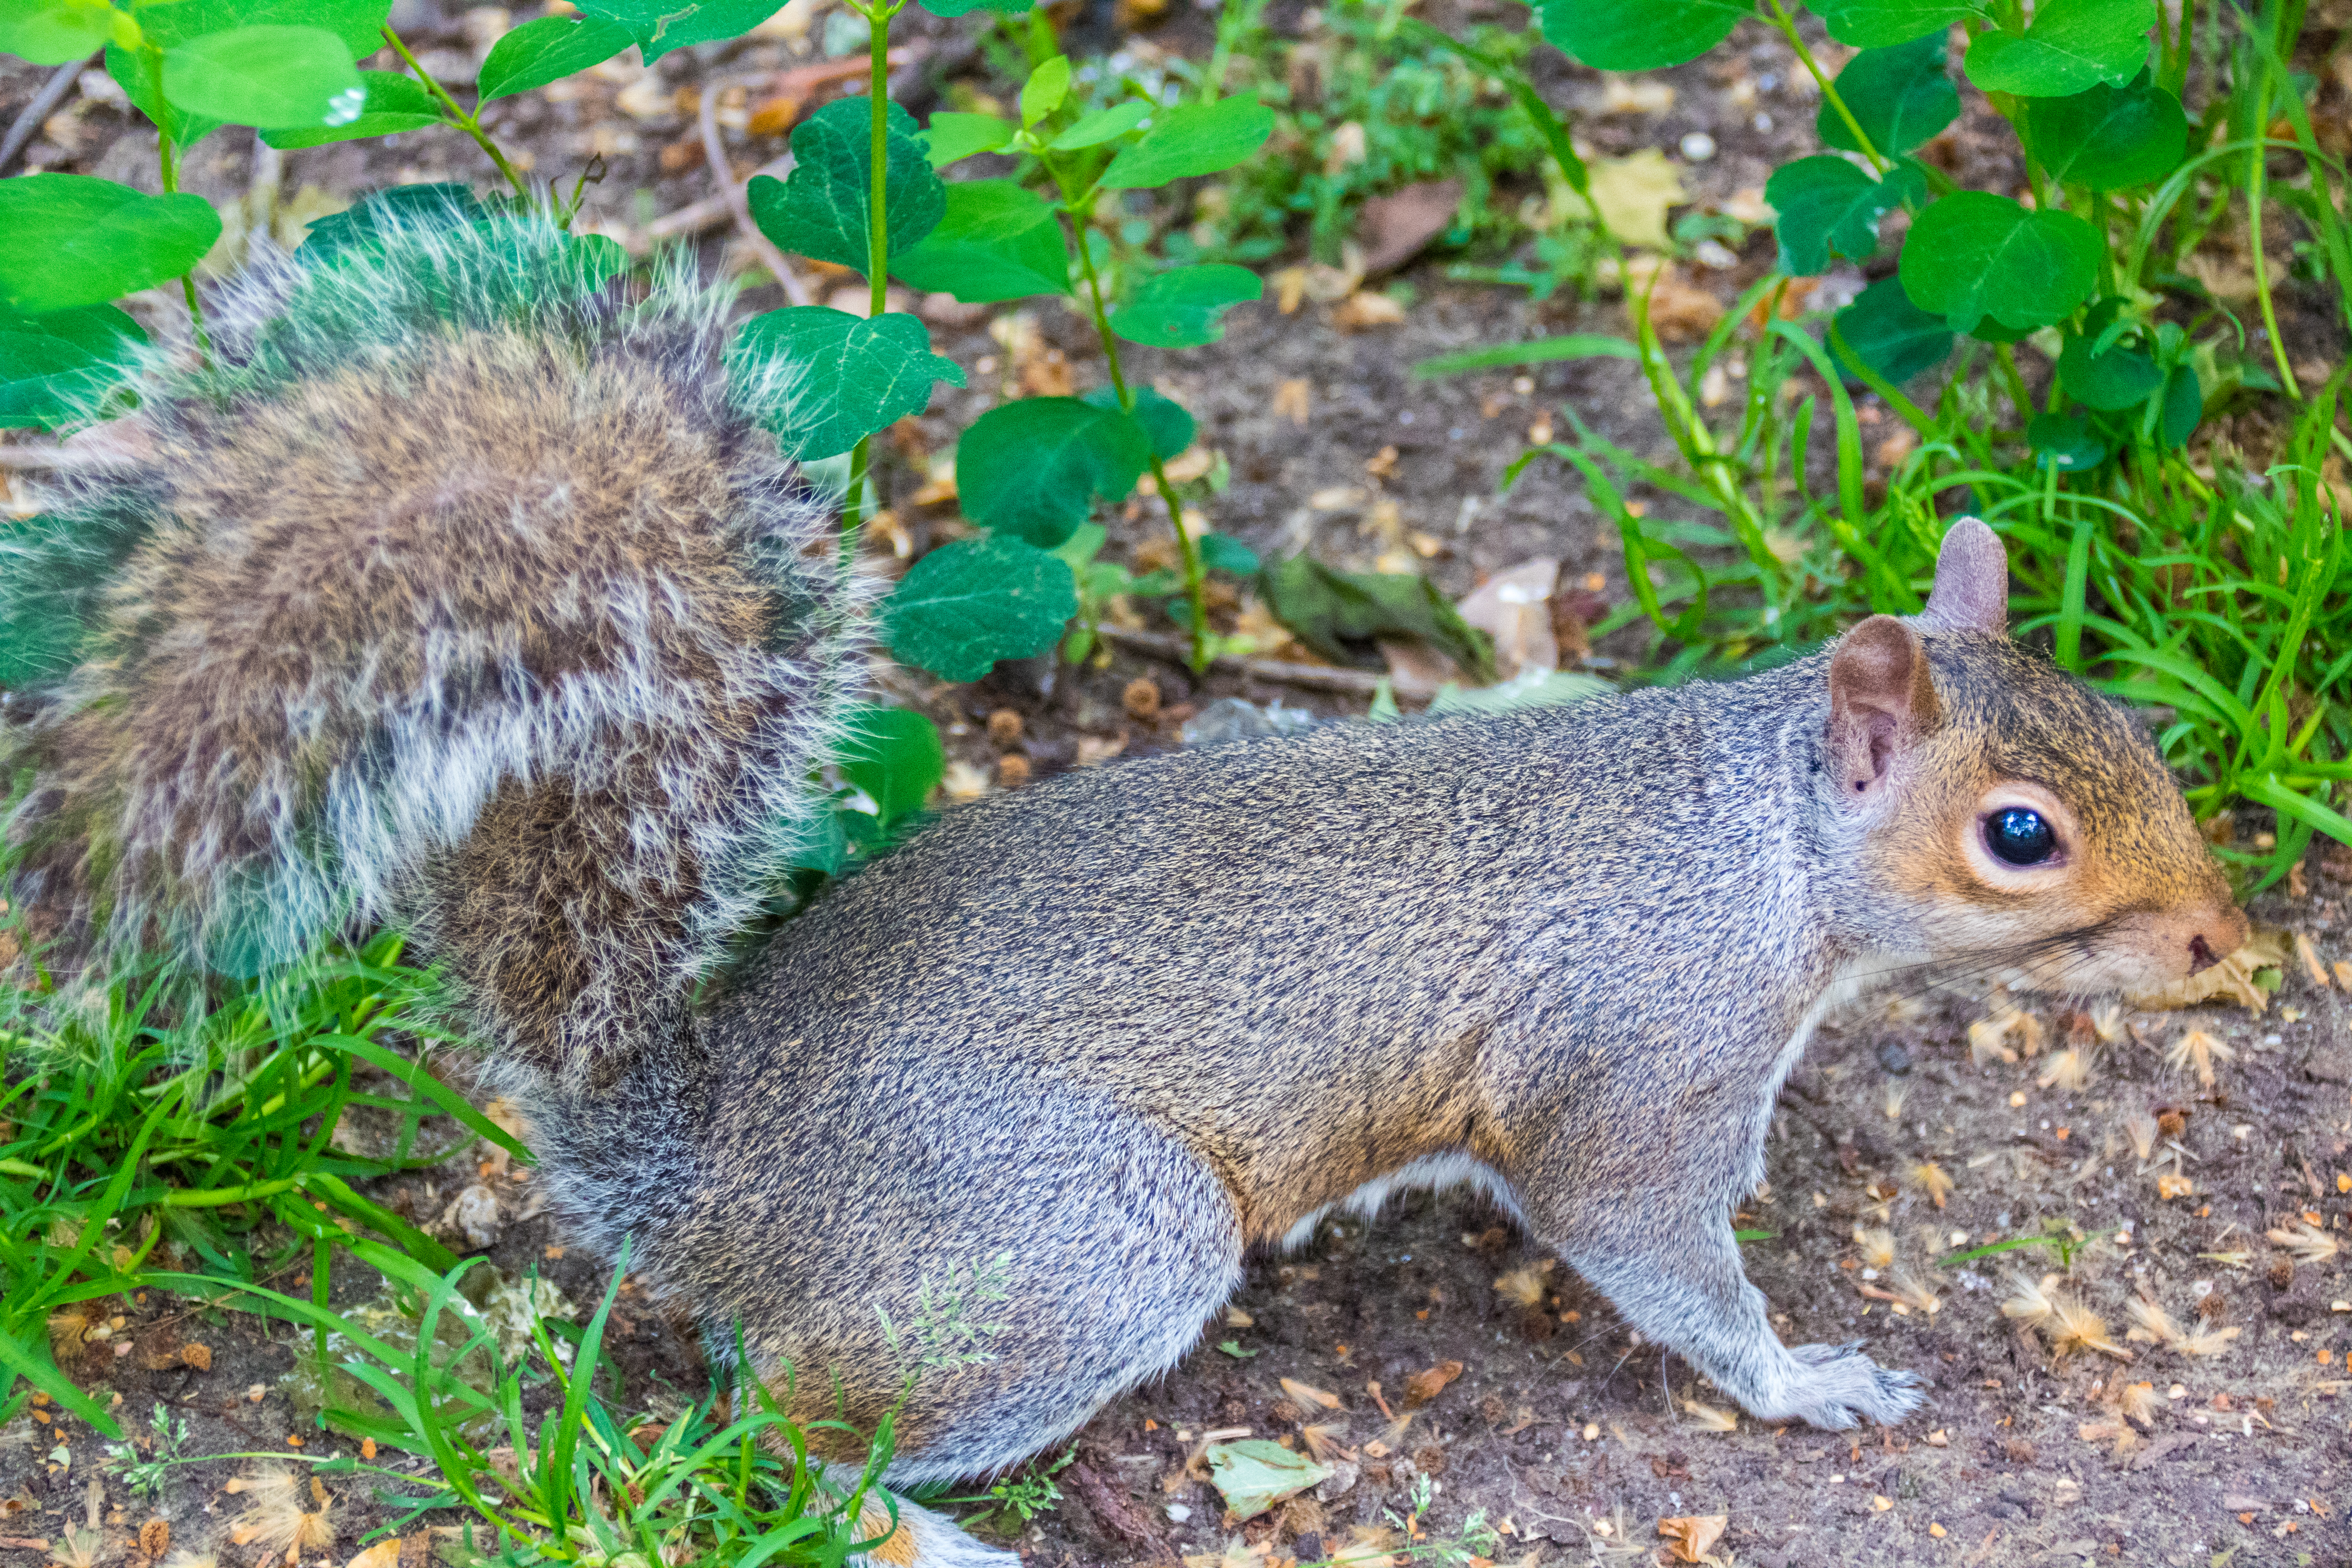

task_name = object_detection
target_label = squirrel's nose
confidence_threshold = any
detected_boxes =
[2188,935,2220,973]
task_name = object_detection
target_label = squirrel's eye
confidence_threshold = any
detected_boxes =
[1985,807,2058,867]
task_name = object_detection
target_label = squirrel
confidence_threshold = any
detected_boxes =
[3,212,2246,1568]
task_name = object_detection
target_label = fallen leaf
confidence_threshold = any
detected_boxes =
[1200,1439,1333,1521]
[345,1543,400,1568]
[1563,150,1686,250]
[1657,1514,1727,1563]
[1355,179,1462,276]
[1271,378,1311,424]
[1455,559,1560,679]
[2127,929,2290,1013]
[1621,256,1723,342]
[137,1521,167,1558]
[1331,291,1407,329]
[1402,1360,1463,1408]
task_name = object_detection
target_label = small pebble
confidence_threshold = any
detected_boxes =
[1680,131,1716,161]
[1877,1039,1912,1075]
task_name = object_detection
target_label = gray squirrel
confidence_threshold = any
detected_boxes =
[3,215,2245,1568]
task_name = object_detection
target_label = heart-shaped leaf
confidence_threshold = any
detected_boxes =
[264,69,440,146]
[0,175,222,313]
[1819,34,1957,154]
[2027,76,2186,188]
[1811,0,1987,45]
[1537,0,1749,69]
[0,302,145,430]
[1098,96,1275,189]
[1110,263,1261,347]
[1765,157,1922,275]
[1965,0,2155,97]
[889,179,1068,302]
[2057,307,2163,410]
[726,307,964,461]
[749,97,943,276]
[134,0,390,57]
[923,110,1014,167]
[574,0,783,64]
[957,397,1153,547]
[162,24,363,128]
[1833,274,1953,383]
[1898,191,2099,334]
[478,15,635,102]
[881,534,1078,682]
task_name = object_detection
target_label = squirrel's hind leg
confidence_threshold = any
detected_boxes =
[1554,1208,1922,1430]
[852,1491,1017,1568]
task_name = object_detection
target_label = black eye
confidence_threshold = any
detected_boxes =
[1985,807,2058,867]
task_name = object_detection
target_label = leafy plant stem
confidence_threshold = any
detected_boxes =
[1763,0,1886,172]
[1067,207,1212,670]
[1201,0,1269,103]
[143,46,211,368]
[380,26,529,199]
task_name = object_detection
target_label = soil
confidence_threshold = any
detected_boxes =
[4,3,2350,1566]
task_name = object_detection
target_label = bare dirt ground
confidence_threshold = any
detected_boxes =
[4,3,2350,1565]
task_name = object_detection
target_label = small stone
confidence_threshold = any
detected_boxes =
[1680,131,1716,161]
[997,754,1032,788]
[1877,1039,1912,1075]
[986,708,1024,747]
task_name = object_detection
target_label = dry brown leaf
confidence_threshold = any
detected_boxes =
[1621,257,1722,341]
[1656,1514,1728,1563]
[344,1544,400,1568]
[1271,378,1311,425]
[1331,291,1407,330]
[1456,559,1560,679]
[1401,1360,1462,1408]
[138,1521,168,1559]
[1280,1377,1343,1411]
[1566,151,1685,249]
[2127,929,2289,1013]
[1355,179,1463,276]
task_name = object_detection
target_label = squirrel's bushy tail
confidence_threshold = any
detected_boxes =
[2,212,865,1095]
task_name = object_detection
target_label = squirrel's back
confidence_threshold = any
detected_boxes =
[4,215,863,1101]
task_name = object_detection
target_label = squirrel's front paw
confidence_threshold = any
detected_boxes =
[1772,1342,1923,1430]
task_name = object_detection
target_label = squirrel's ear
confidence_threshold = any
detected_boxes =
[1916,517,2009,636]
[1828,616,1941,802]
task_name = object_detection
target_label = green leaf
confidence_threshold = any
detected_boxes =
[1897,191,2099,334]
[162,24,363,128]
[2028,409,2106,470]
[917,0,1034,15]
[107,41,223,150]
[1765,157,1922,275]
[0,0,121,65]
[748,97,944,276]
[1081,383,1194,461]
[1411,333,1638,377]
[263,68,439,146]
[574,0,783,64]
[1051,98,1149,150]
[1537,0,1748,68]
[958,397,1152,547]
[1820,34,1957,154]
[2157,361,2199,447]
[1260,555,1496,681]
[477,14,634,102]
[2027,76,2185,188]
[726,306,963,461]
[134,0,390,59]
[881,534,1078,681]
[888,179,1068,302]
[0,174,221,314]
[2057,307,2162,409]
[1110,263,1261,348]
[1965,0,2155,97]
[1201,1440,1331,1521]
[1019,54,1068,127]
[1810,0,1985,46]
[1200,533,1259,576]
[0,303,144,430]
[1833,274,1953,382]
[1098,95,1276,190]
[923,109,1014,167]
[838,706,945,828]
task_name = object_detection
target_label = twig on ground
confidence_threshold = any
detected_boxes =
[700,74,810,305]
[0,52,98,176]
